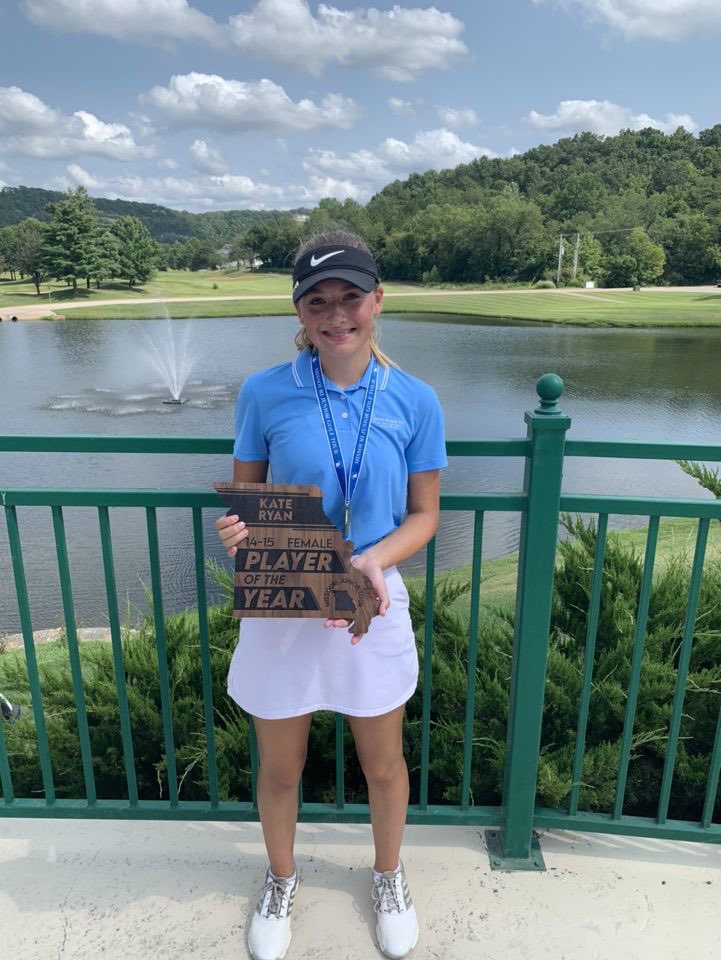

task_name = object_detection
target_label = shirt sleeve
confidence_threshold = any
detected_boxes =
[405,383,447,473]
[233,377,268,462]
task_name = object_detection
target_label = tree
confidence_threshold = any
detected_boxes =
[603,228,665,286]
[228,233,255,270]
[13,218,46,294]
[626,227,666,284]
[658,212,721,284]
[381,228,423,282]
[241,217,302,270]
[0,225,17,280]
[470,188,551,282]
[182,237,219,271]
[574,233,604,284]
[164,240,188,269]
[40,187,103,292]
[305,198,376,246]
[110,216,158,287]
[91,228,121,288]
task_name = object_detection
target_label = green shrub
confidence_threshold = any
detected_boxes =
[421,266,441,285]
[0,596,250,802]
[543,516,721,820]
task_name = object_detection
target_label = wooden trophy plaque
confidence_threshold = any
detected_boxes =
[214,482,379,637]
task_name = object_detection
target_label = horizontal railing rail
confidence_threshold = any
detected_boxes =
[2,375,721,868]
[5,434,721,462]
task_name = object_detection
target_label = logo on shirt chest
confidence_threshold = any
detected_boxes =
[373,416,405,431]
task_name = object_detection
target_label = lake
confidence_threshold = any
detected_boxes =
[2,313,720,632]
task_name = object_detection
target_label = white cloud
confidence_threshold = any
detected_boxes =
[190,139,227,174]
[0,86,150,160]
[21,0,468,78]
[65,163,285,206]
[436,107,478,128]
[533,0,721,40]
[62,162,362,210]
[0,85,57,133]
[21,0,225,45]
[207,174,286,202]
[304,148,391,182]
[527,99,698,136]
[380,128,495,169]
[302,176,367,203]
[56,122,501,209]
[228,0,468,81]
[141,73,361,132]
[303,127,495,187]
[388,98,416,116]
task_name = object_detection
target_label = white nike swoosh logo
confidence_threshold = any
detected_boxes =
[310,250,345,267]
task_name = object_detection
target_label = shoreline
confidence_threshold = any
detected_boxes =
[2,283,720,325]
[1,627,114,652]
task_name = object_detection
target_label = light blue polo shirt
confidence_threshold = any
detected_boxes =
[233,350,447,554]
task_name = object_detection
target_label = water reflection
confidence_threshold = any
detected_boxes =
[45,381,235,416]
[1,314,720,631]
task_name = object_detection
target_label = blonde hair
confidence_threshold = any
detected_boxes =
[293,230,397,368]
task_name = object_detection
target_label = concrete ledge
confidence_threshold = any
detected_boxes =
[1,819,719,959]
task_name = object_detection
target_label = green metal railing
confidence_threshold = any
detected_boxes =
[2,374,720,869]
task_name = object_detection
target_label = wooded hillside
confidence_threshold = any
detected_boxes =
[0,185,309,245]
[360,125,721,285]
[3,125,721,286]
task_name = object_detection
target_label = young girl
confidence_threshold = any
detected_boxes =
[215,230,446,960]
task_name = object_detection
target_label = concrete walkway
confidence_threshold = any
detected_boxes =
[1,818,719,959]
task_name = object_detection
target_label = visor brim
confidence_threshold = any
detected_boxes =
[292,268,377,303]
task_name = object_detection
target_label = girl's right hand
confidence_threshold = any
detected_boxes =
[214,513,249,557]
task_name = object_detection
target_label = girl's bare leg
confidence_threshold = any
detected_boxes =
[253,713,313,877]
[348,705,408,872]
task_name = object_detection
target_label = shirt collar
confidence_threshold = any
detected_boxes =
[292,350,390,392]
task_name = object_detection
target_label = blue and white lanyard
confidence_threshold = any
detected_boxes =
[311,352,379,539]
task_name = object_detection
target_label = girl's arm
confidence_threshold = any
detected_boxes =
[327,468,441,644]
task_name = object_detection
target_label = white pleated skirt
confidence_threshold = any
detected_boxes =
[226,567,418,719]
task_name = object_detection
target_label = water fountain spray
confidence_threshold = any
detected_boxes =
[141,318,194,404]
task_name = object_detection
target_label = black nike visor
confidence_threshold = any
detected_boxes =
[292,245,380,303]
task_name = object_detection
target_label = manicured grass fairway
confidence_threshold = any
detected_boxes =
[3,270,721,325]
[382,288,721,327]
[0,268,292,307]
[58,287,721,325]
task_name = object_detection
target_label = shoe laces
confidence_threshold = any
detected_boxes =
[372,870,409,915]
[258,873,296,920]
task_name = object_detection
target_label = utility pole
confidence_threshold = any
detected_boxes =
[556,235,565,286]
[571,232,580,280]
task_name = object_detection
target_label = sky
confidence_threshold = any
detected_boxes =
[1,0,720,213]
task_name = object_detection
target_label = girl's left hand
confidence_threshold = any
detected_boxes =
[323,552,389,645]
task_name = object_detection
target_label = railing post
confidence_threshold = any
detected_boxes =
[487,374,570,871]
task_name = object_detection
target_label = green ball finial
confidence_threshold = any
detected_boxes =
[535,373,564,414]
